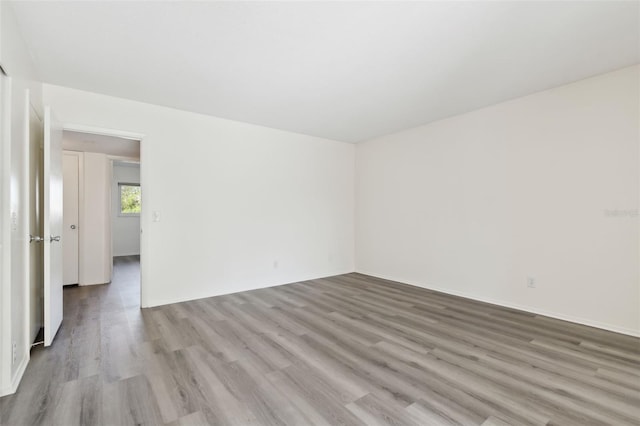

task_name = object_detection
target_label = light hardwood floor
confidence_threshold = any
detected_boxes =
[1,256,639,425]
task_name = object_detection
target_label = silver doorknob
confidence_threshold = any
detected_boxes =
[50,235,61,242]
[70,224,76,229]
[29,235,43,243]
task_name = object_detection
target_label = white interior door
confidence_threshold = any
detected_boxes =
[43,106,63,346]
[62,153,79,285]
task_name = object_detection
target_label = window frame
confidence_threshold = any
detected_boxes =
[118,182,141,217]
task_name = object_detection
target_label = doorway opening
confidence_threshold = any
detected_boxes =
[111,160,141,308]
[60,130,141,308]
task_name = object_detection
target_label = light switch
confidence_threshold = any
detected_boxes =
[153,211,161,222]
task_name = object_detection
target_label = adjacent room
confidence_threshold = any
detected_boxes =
[0,1,638,425]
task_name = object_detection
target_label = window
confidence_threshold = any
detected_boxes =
[119,183,141,216]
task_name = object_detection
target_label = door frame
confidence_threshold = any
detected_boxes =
[0,75,31,393]
[20,90,32,363]
[61,124,146,306]
[0,72,12,395]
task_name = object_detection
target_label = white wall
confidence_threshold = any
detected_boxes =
[112,163,140,256]
[44,84,356,307]
[0,2,42,113]
[0,1,43,396]
[356,65,640,336]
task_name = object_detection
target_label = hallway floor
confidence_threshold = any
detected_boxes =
[0,255,141,425]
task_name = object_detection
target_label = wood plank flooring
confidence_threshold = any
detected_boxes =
[1,255,639,425]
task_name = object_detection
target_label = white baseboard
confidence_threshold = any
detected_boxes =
[355,270,640,338]
[144,268,356,308]
[0,353,29,397]
[114,252,140,257]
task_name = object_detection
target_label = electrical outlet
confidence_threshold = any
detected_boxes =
[273,260,279,269]
[527,277,536,288]
[12,342,17,365]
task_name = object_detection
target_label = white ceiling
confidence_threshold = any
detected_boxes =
[11,1,639,143]
[63,130,140,158]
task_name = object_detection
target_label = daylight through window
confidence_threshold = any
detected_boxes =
[120,183,141,215]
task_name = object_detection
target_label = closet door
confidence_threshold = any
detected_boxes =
[62,152,79,285]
